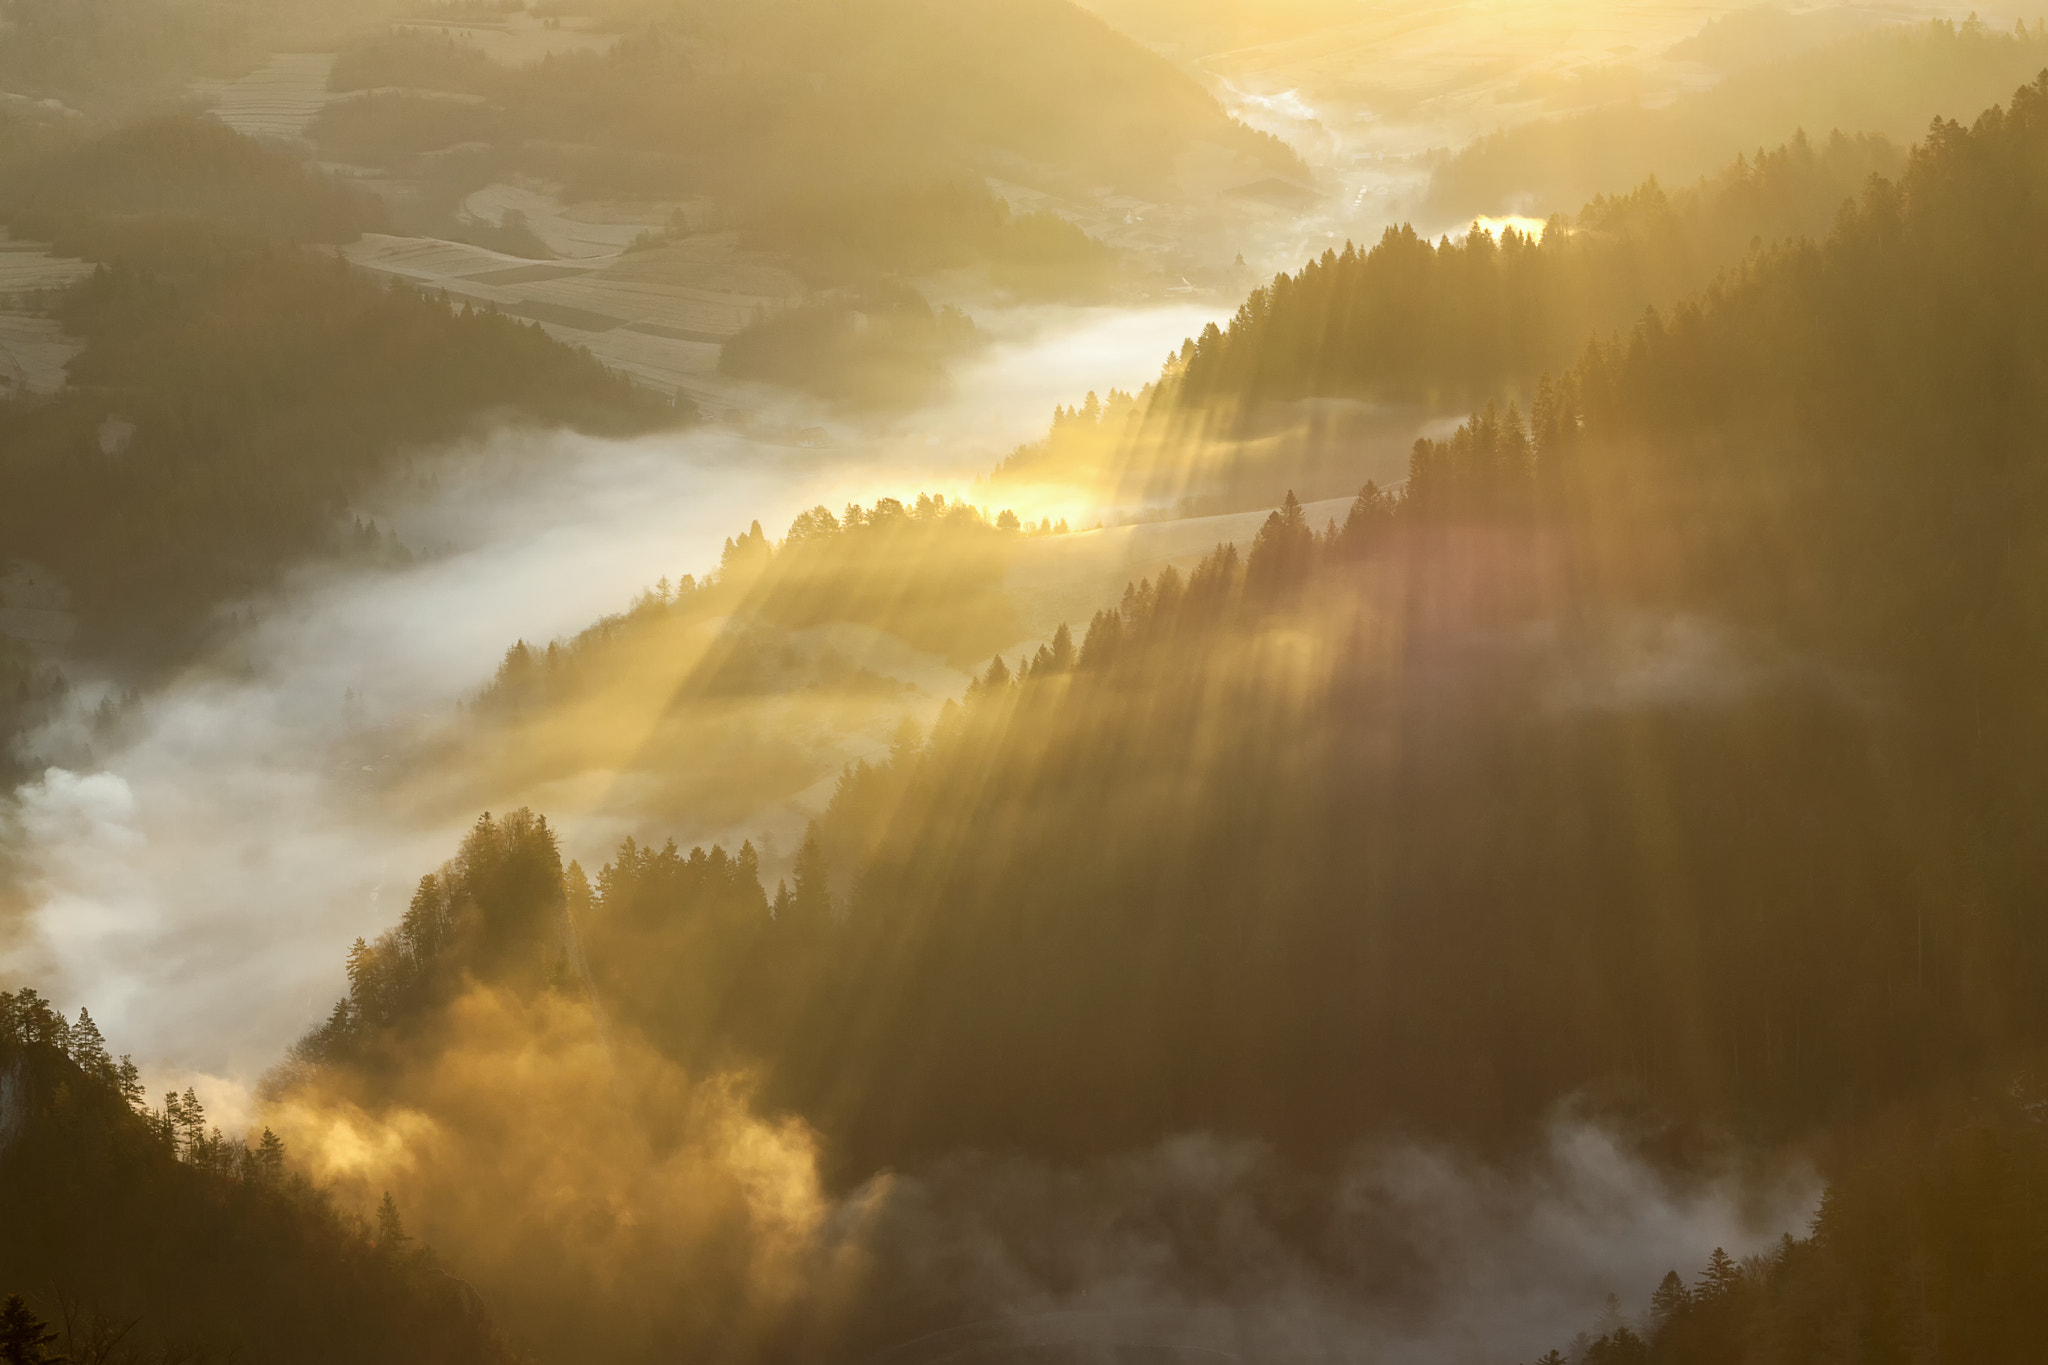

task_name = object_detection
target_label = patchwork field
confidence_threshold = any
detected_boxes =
[0,234,92,398]
[189,53,337,147]
[341,228,804,409]
[387,13,619,67]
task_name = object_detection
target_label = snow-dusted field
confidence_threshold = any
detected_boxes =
[0,235,92,397]
[190,52,337,146]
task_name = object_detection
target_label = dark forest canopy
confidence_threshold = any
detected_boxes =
[0,115,383,249]
[1065,124,1904,436]
[988,125,1908,509]
[0,235,669,663]
[1529,1092,2048,1365]
[0,988,515,1365]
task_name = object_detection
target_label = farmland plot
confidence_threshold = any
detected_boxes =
[0,234,92,397]
[190,52,338,147]
[342,229,804,407]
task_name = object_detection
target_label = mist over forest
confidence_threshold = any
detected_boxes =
[5,1,2048,1362]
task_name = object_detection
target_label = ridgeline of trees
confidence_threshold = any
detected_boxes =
[1181,128,1901,414]
[477,491,1044,723]
[0,989,514,1364]
[987,124,1908,510]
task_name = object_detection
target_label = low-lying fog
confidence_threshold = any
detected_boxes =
[0,300,1224,1107]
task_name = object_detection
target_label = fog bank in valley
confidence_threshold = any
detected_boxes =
[0,302,1228,1114]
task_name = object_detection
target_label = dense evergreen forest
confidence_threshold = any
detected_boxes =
[0,118,673,668]
[1171,130,1899,409]
[0,988,514,1364]
[992,124,1907,503]
[1530,1094,2048,1365]
[9,16,2048,1362]
[243,73,2048,1360]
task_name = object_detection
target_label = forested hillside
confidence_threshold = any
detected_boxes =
[992,123,1908,505]
[320,0,1296,203]
[423,494,1042,835]
[1530,1094,2048,1365]
[247,73,2048,1360]
[0,989,515,1364]
[316,0,1295,303]
[328,71,2048,1159]
[0,118,672,668]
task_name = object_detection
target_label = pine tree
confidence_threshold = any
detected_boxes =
[1649,1268,1692,1322]
[115,1054,144,1110]
[172,1086,207,1159]
[253,1127,287,1183]
[376,1192,411,1252]
[1246,490,1314,595]
[1047,622,1075,673]
[0,1296,63,1365]
[1698,1246,1744,1299]
[66,1008,112,1081]
[790,827,831,928]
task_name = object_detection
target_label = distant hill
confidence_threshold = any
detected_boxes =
[1427,17,2048,222]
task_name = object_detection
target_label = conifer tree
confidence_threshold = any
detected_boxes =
[790,828,832,928]
[376,1192,411,1252]
[65,1008,111,1081]
[0,1296,63,1365]
[1648,1269,1691,1323]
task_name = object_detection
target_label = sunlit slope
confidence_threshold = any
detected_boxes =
[387,495,1352,851]
[254,87,2048,1343]
[753,73,2048,1165]
[339,69,2048,1173]
[988,125,1903,515]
